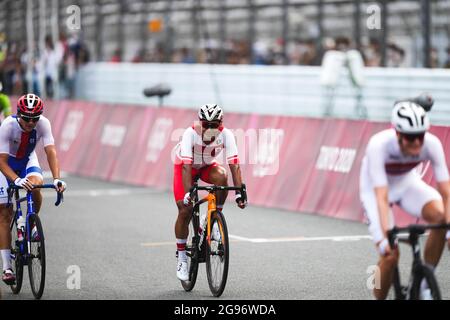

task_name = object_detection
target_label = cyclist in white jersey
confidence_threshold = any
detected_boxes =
[360,101,450,300]
[172,104,247,281]
[0,94,67,285]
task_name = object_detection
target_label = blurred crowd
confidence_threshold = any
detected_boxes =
[120,36,450,69]
[0,32,90,99]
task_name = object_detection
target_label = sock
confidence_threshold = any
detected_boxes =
[176,239,187,262]
[420,264,436,292]
[1,249,12,271]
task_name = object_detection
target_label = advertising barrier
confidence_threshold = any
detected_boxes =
[24,99,450,226]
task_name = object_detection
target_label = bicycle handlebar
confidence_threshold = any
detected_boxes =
[387,223,450,248]
[190,183,247,198]
[189,183,247,208]
[8,183,64,207]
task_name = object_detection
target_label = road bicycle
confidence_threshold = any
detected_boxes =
[180,181,246,297]
[387,223,450,300]
[8,183,64,299]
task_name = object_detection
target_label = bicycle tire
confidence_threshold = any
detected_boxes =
[28,215,46,299]
[390,266,408,300]
[410,264,441,300]
[206,211,229,297]
[9,217,24,294]
[181,214,200,291]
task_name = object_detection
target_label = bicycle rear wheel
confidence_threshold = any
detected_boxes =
[181,214,200,291]
[410,264,441,300]
[206,211,229,297]
[9,218,24,294]
[28,215,46,299]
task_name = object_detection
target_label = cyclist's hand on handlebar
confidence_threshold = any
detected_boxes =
[14,177,33,191]
[183,192,191,206]
[235,193,247,209]
[53,179,67,193]
[377,238,392,256]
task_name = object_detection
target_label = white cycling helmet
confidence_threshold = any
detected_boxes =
[391,101,430,134]
[198,104,223,122]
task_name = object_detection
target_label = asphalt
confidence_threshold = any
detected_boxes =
[1,175,449,300]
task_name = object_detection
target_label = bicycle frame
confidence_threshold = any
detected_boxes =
[191,183,245,247]
[388,223,450,299]
[8,184,63,258]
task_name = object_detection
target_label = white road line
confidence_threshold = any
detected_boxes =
[141,234,373,247]
[41,188,157,198]
[229,234,373,243]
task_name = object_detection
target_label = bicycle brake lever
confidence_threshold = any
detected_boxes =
[55,192,64,206]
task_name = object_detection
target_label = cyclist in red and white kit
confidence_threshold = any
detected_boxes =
[360,101,450,300]
[0,94,67,285]
[173,104,247,281]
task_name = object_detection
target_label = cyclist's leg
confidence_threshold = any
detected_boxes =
[422,200,446,266]
[0,172,14,279]
[202,163,228,209]
[361,189,398,300]
[25,157,44,214]
[173,163,193,242]
[400,180,446,267]
[173,163,195,280]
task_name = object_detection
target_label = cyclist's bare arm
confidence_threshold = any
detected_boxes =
[182,163,193,197]
[0,153,20,182]
[437,181,450,223]
[44,145,61,180]
[375,186,391,251]
[229,164,243,188]
[437,181,450,249]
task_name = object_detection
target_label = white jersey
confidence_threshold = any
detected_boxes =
[0,115,54,166]
[361,128,449,188]
[0,115,54,203]
[175,124,239,169]
[360,128,448,244]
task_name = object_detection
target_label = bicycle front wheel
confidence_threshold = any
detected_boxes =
[28,215,46,300]
[181,214,200,292]
[411,264,441,300]
[206,211,229,297]
[9,218,24,294]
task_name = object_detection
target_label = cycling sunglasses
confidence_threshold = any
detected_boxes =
[401,132,425,142]
[21,115,40,123]
[201,121,221,129]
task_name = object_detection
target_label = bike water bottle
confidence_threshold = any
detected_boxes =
[17,216,25,241]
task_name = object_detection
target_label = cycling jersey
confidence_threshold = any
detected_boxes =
[361,128,449,187]
[0,115,55,202]
[172,123,240,202]
[0,115,54,171]
[360,128,449,243]
[174,124,239,169]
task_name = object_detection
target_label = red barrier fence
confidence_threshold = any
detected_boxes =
[27,99,450,225]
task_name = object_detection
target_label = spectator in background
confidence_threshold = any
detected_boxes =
[387,43,405,68]
[131,48,146,63]
[363,38,382,67]
[2,42,18,95]
[445,47,450,68]
[110,49,122,63]
[42,35,60,98]
[430,48,439,68]
[11,43,25,96]
[172,47,196,64]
